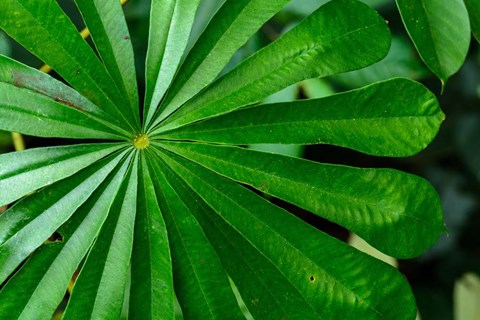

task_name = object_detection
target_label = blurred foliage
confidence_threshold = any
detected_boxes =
[1,1,479,319]
[454,273,480,320]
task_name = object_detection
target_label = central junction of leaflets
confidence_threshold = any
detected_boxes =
[133,133,149,150]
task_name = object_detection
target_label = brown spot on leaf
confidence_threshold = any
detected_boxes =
[54,96,84,112]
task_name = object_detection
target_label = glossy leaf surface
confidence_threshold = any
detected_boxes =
[129,155,175,320]
[0,143,125,206]
[143,0,200,126]
[465,0,480,42]
[0,55,126,132]
[74,0,140,126]
[63,156,138,319]
[158,160,323,319]
[0,151,127,284]
[0,0,134,131]
[157,149,417,319]
[157,78,444,157]
[152,0,290,126]
[151,0,391,133]
[0,158,130,320]
[396,0,471,86]
[0,82,127,140]
[149,157,244,320]
[157,142,445,258]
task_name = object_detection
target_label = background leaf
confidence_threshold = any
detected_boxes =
[465,0,480,43]
[396,0,471,87]
[454,273,480,320]
[333,37,430,88]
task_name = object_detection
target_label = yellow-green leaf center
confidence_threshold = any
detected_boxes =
[133,133,149,149]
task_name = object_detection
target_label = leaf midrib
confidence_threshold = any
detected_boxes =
[159,103,440,136]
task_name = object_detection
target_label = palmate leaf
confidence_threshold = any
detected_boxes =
[0,0,446,319]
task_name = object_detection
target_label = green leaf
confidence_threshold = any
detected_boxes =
[0,156,131,320]
[129,154,174,320]
[0,150,129,284]
[158,160,322,319]
[0,143,126,207]
[143,0,201,126]
[157,78,443,157]
[74,0,140,126]
[156,149,417,319]
[156,142,445,258]
[0,55,128,134]
[0,0,136,132]
[465,0,480,43]
[63,155,138,320]
[151,0,391,134]
[150,0,291,127]
[0,81,128,140]
[148,154,245,320]
[396,0,471,87]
